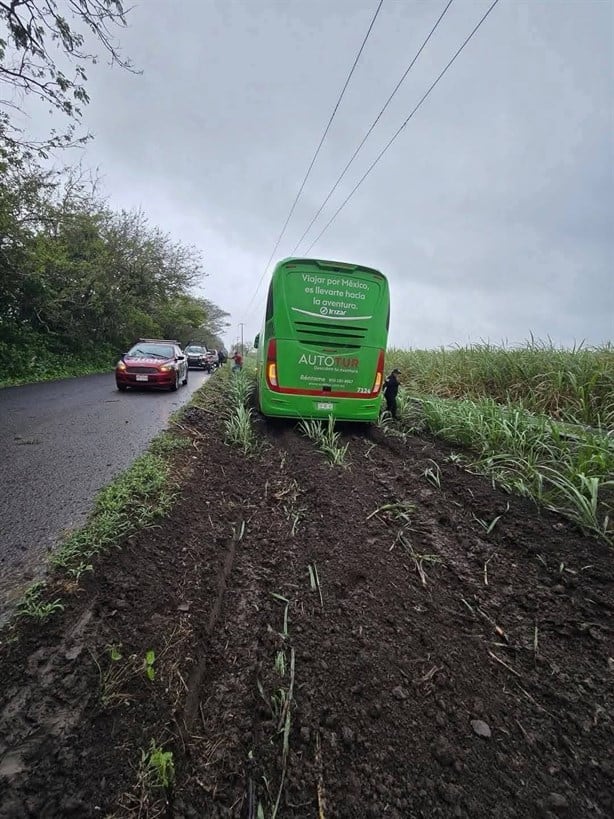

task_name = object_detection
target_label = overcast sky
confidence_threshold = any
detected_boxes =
[23,0,614,350]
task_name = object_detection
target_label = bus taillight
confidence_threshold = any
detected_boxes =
[372,349,385,394]
[266,338,278,388]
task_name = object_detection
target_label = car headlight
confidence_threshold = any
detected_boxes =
[117,361,126,371]
[160,364,174,372]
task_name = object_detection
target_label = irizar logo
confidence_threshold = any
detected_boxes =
[299,354,359,368]
[320,306,346,316]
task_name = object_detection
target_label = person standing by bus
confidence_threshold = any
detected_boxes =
[382,368,401,418]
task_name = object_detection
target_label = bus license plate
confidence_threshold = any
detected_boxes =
[317,402,333,411]
[136,375,148,382]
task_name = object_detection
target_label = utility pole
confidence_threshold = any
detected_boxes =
[238,323,245,355]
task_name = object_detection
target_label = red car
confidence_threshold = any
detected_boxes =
[115,339,189,391]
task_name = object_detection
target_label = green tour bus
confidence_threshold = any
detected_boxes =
[254,257,390,421]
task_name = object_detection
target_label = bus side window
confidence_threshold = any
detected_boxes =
[265,285,274,321]
[254,333,260,349]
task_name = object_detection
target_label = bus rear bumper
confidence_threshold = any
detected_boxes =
[258,389,383,422]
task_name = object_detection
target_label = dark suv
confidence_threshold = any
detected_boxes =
[115,339,189,391]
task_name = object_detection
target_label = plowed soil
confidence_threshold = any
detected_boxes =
[1,393,612,819]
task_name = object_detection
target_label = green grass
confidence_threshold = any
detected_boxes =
[221,367,260,455]
[0,345,115,389]
[145,741,175,790]
[398,392,613,542]
[50,448,175,572]
[386,341,613,429]
[0,361,113,389]
[16,581,64,620]
[149,431,191,457]
[228,365,256,406]
[225,403,259,454]
[299,416,349,466]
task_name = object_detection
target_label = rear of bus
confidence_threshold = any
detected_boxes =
[256,257,390,421]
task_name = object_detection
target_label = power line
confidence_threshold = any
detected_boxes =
[291,0,454,256]
[304,0,500,255]
[243,0,385,318]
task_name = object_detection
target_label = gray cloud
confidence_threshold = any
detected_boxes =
[25,0,612,349]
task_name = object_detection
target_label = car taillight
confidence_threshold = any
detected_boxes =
[266,338,278,388]
[372,349,385,394]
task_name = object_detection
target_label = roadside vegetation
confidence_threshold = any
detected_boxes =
[384,343,614,544]
[387,341,613,428]
[222,365,260,456]
[0,159,230,387]
[50,447,177,576]
[299,416,349,466]
[0,351,115,388]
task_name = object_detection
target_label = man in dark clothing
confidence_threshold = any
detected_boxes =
[382,368,401,418]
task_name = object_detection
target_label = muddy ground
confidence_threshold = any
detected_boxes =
[0,387,612,818]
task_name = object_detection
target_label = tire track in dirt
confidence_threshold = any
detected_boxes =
[182,522,242,734]
[178,424,321,818]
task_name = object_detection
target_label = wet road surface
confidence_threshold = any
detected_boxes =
[0,370,209,617]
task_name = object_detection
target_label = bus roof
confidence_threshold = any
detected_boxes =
[275,257,387,280]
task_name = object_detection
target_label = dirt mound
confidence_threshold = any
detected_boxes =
[0,407,612,818]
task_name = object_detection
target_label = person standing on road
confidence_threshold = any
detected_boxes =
[382,368,401,418]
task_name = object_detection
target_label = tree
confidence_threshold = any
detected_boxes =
[0,151,229,379]
[0,0,135,154]
[179,298,231,350]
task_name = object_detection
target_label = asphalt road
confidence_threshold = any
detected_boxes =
[0,369,209,618]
